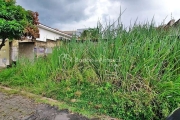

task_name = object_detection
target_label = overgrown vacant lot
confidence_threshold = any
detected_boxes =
[0,23,180,120]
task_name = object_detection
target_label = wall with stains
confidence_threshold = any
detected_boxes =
[0,40,10,67]
[19,42,35,60]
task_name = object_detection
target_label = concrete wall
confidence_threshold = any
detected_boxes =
[11,40,19,62]
[46,40,58,48]
[35,40,59,57]
[35,41,47,47]
[0,40,10,67]
[35,40,59,48]
[19,42,35,60]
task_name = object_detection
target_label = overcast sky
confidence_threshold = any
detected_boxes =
[16,0,180,31]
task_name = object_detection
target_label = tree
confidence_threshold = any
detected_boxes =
[80,29,88,40]
[88,27,99,41]
[0,0,39,50]
[79,27,100,41]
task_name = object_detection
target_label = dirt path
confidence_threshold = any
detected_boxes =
[0,92,94,120]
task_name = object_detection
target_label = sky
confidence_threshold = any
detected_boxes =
[16,0,180,31]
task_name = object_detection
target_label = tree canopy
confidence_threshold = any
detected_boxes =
[79,28,100,41]
[0,0,39,49]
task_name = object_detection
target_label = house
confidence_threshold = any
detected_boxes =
[0,24,72,68]
[34,24,72,57]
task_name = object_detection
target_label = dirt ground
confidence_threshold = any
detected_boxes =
[0,92,97,120]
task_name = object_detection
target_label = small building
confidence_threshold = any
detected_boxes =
[0,24,72,68]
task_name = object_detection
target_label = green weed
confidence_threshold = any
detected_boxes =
[0,19,180,120]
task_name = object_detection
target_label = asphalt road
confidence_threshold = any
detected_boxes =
[0,92,96,120]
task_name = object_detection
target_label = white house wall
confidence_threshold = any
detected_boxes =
[36,27,60,42]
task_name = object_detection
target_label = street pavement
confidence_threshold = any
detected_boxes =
[0,92,94,120]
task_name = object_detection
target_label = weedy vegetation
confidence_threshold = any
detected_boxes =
[0,18,180,120]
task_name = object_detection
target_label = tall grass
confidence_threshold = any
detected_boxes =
[0,20,180,120]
